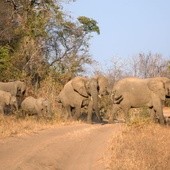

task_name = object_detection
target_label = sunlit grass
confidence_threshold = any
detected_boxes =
[0,114,83,139]
[109,123,170,170]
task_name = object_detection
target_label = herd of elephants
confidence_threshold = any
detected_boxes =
[0,76,170,125]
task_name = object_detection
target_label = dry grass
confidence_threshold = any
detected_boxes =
[109,123,170,170]
[0,76,84,139]
[0,115,54,139]
[0,115,82,139]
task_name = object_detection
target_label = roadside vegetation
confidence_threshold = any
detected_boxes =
[109,123,170,170]
[0,0,170,151]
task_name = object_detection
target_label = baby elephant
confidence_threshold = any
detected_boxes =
[21,96,52,118]
[0,90,18,115]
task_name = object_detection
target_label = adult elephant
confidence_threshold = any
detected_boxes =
[0,80,26,108]
[21,96,52,118]
[57,75,109,123]
[0,90,18,115]
[109,77,170,125]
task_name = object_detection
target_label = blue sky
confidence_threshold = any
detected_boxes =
[64,0,170,67]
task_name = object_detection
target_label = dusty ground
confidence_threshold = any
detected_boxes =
[0,123,124,170]
[0,107,169,170]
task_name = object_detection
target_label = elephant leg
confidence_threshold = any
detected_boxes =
[87,100,93,123]
[65,105,72,120]
[153,99,165,125]
[0,106,4,115]
[21,110,26,118]
[150,108,159,123]
[153,106,165,125]
[108,104,120,123]
[73,105,81,120]
[121,105,130,123]
[95,108,102,123]
[157,110,165,125]
[87,100,101,123]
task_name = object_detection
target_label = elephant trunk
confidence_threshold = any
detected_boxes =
[89,79,101,122]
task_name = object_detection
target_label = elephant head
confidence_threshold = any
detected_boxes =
[71,76,109,97]
[165,81,170,97]
[71,75,109,122]
[36,98,52,118]
[15,80,26,97]
[148,77,170,101]
[160,77,170,97]
[96,75,109,96]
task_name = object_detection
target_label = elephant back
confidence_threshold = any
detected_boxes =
[21,96,37,113]
[0,81,26,97]
[0,82,13,95]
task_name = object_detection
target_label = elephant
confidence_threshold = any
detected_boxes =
[0,80,26,108]
[21,96,52,118]
[0,90,18,115]
[109,77,170,125]
[57,75,109,123]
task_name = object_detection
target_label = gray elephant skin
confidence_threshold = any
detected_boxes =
[0,90,18,115]
[0,80,26,108]
[57,75,109,123]
[21,96,52,118]
[109,77,170,125]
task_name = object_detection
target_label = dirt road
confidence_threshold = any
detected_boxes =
[0,123,123,170]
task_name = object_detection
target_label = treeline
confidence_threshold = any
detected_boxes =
[104,53,170,85]
[0,0,170,90]
[0,0,99,90]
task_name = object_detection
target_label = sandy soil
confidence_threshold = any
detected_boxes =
[0,107,169,170]
[0,123,123,170]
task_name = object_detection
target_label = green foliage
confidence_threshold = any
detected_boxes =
[0,46,23,81]
[0,46,10,67]
[0,46,11,79]
[0,1,100,87]
[78,16,100,34]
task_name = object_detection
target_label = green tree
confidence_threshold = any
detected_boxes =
[0,0,100,86]
[45,15,100,83]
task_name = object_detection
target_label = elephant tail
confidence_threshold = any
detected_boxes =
[111,90,123,104]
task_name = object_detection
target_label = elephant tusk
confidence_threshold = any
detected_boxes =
[110,94,113,101]
[98,95,102,98]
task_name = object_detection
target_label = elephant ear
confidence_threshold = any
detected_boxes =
[71,77,89,97]
[148,80,166,101]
